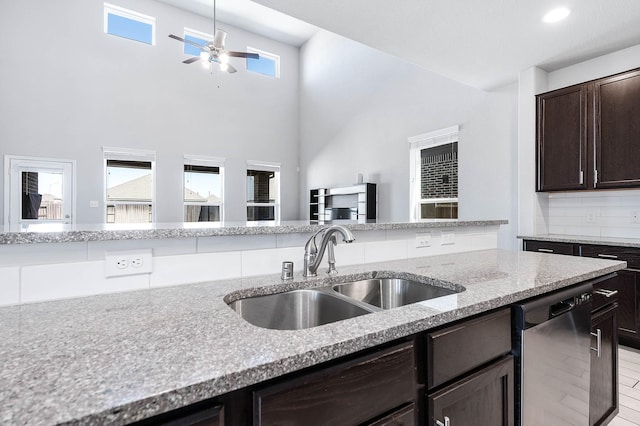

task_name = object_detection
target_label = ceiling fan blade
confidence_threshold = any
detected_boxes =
[226,63,237,73]
[168,34,208,52]
[227,52,259,59]
[182,56,201,64]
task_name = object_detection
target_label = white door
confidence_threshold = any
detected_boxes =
[4,156,76,226]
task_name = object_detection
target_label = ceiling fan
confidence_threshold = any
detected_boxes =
[168,0,259,73]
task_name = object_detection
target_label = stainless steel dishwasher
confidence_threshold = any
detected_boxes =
[513,282,593,426]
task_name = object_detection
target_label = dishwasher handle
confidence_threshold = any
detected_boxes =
[550,298,576,317]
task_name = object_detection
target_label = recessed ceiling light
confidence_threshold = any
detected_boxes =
[543,7,571,23]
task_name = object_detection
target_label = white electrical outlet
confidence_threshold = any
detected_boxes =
[633,211,640,224]
[105,249,152,277]
[416,232,431,248]
[441,231,455,245]
[585,211,596,223]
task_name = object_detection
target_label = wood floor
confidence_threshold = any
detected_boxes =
[611,346,640,425]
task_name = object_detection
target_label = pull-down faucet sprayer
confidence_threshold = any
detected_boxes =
[303,225,355,277]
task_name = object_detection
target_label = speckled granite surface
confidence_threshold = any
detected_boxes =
[0,249,624,425]
[519,234,640,248]
[0,220,507,245]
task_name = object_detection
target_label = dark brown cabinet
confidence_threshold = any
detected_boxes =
[426,308,511,389]
[253,341,417,426]
[368,403,415,426]
[594,69,640,188]
[580,244,640,347]
[428,355,514,426]
[590,303,619,426]
[137,308,515,426]
[537,84,588,191]
[522,239,576,255]
[536,66,640,192]
[426,308,513,426]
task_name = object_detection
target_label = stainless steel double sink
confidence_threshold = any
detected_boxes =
[228,276,464,330]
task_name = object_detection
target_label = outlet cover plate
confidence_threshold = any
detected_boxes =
[416,232,431,248]
[105,249,152,278]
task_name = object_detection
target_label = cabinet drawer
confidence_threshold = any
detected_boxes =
[253,341,416,426]
[523,240,575,255]
[593,275,620,313]
[368,403,415,426]
[580,244,640,270]
[426,308,511,389]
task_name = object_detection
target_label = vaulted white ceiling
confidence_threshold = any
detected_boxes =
[158,0,640,90]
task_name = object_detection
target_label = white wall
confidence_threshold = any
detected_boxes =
[517,67,549,240]
[0,0,300,223]
[547,44,640,91]
[298,31,516,247]
[459,83,519,250]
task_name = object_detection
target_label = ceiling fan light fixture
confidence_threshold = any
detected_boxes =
[219,63,229,72]
[219,53,230,64]
[543,7,570,23]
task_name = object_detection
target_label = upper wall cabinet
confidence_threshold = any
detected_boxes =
[536,67,640,192]
[594,69,640,189]
[537,84,588,191]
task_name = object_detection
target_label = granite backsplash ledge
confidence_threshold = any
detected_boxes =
[0,249,625,425]
[0,220,507,245]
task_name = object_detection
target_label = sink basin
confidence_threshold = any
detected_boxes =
[332,278,459,309]
[228,289,373,330]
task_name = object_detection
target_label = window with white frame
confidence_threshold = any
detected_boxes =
[409,126,459,220]
[184,156,224,222]
[182,27,212,57]
[246,47,280,78]
[104,3,156,45]
[104,148,156,224]
[246,161,280,221]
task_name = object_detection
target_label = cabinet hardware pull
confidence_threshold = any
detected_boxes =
[598,254,618,259]
[591,329,602,358]
[579,170,584,185]
[436,416,451,426]
[594,289,619,298]
[537,248,554,253]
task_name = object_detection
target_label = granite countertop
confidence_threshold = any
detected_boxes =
[0,249,624,425]
[519,233,640,248]
[0,220,507,245]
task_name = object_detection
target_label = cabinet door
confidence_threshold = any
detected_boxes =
[537,84,588,191]
[594,68,640,188]
[590,304,619,426]
[428,355,514,426]
[608,271,639,339]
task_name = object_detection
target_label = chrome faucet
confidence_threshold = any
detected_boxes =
[303,225,355,277]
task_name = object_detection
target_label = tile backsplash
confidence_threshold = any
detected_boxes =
[547,190,640,238]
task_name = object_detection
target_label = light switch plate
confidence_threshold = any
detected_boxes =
[441,231,455,245]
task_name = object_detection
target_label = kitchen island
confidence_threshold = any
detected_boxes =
[0,249,625,425]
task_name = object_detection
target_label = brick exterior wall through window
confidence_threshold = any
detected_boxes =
[247,170,275,203]
[420,142,458,199]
